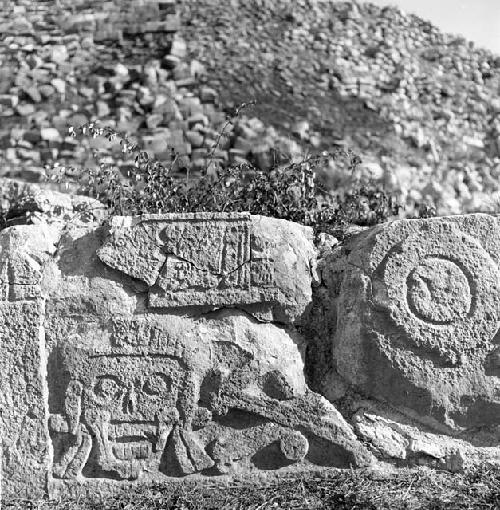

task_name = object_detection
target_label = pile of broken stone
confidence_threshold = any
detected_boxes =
[0,0,306,187]
[1,0,500,217]
[179,0,500,215]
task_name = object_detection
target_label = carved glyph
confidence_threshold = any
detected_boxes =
[334,215,500,435]
[49,346,213,480]
[97,213,280,308]
[371,221,500,366]
[48,313,372,484]
[8,206,500,500]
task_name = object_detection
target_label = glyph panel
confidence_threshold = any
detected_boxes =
[97,213,281,308]
[46,314,371,490]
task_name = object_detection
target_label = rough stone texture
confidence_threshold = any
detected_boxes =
[3,196,500,500]
[0,300,50,499]
[45,311,372,489]
[0,222,60,300]
[316,214,500,446]
[2,0,500,218]
[1,198,373,500]
[0,178,107,229]
[353,407,500,472]
[97,212,316,324]
[180,0,500,216]
[0,0,304,185]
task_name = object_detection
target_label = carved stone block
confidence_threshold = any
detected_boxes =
[0,301,50,499]
[46,312,372,491]
[331,214,500,436]
[4,201,498,501]
[97,213,315,323]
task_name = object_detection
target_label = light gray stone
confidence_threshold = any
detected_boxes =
[353,408,500,471]
[326,214,500,438]
[0,301,50,499]
[45,310,372,489]
[0,201,371,499]
[0,223,60,301]
[97,213,316,324]
[3,193,500,500]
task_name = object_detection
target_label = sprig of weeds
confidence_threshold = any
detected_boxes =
[39,103,403,240]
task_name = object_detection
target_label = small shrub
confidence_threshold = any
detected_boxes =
[417,202,437,219]
[314,182,402,240]
[44,111,401,242]
[0,181,38,230]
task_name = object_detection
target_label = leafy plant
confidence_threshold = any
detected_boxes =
[43,105,402,241]
[0,181,39,230]
[416,202,437,219]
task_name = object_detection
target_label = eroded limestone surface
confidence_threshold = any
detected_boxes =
[0,202,372,500]
[97,213,315,324]
[46,312,371,485]
[2,196,500,500]
[0,301,50,499]
[314,215,500,463]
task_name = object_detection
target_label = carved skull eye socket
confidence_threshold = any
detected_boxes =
[94,376,122,400]
[143,373,171,396]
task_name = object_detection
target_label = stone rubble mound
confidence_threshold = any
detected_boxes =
[0,0,304,186]
[2,1,500,216]
[179,0,500,215]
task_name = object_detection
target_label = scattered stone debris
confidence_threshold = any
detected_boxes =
[1,0,500,215]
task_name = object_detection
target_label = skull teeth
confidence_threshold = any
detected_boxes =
[108,422,157,440]
[112,442,152,460]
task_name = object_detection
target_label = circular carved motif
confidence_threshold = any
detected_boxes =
[371,222,500,364]
[407,257,472,325]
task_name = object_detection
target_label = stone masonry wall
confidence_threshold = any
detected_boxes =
[0,188,499,500]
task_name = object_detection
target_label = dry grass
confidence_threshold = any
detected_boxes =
[4,465,499,510]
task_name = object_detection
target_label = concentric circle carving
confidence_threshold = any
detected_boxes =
[371,223,500,361]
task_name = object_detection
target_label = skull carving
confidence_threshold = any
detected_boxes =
[50,347,214,480]
[82,355,183,479]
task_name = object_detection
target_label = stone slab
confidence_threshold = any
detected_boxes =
[4,202,500,501]
[44,310,372,492]
[0,300,50,499]
[97,213,315,324]
[329,214,500,437]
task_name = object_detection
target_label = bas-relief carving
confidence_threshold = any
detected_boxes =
[9,210,500,499]
[335,217,500,436]
[49,349,212,480]
[97,213,281,308]
[372,224,500,365]
[48,315,371,483]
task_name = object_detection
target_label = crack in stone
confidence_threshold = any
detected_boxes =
[156,252,252,287]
